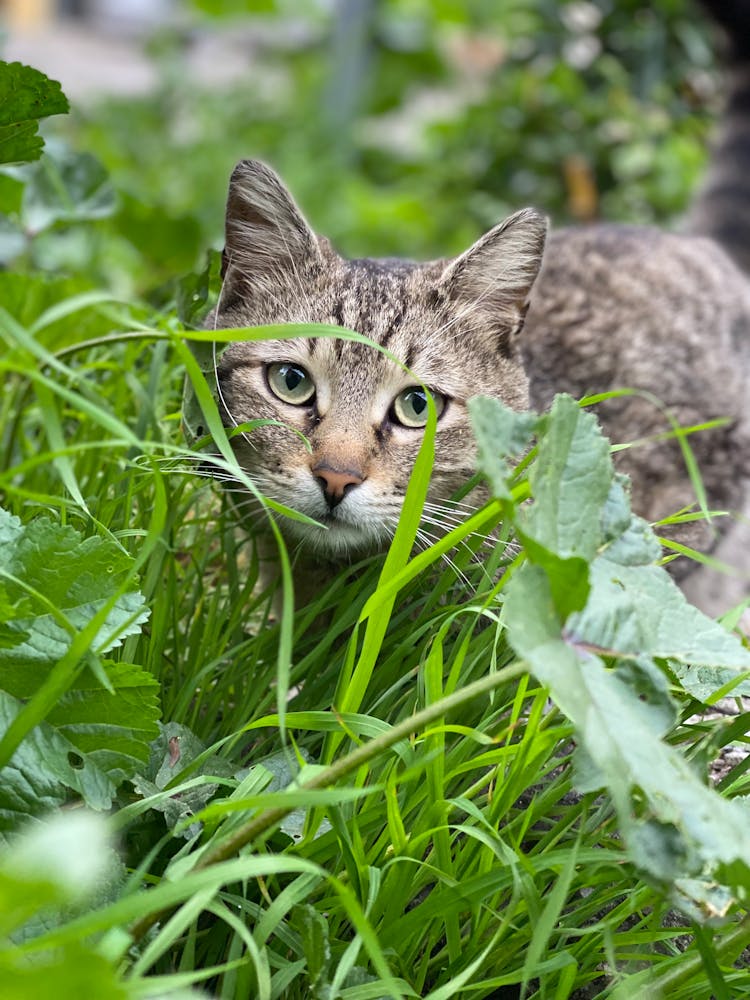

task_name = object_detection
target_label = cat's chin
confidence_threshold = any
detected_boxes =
[282,517,390,558]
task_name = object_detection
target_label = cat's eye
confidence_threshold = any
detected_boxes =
[266,363,316,405]
[391,387,446,428]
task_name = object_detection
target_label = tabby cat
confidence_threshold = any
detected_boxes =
[204,0,750,615]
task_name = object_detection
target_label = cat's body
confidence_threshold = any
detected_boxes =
[525,224,750,610]
[206,1,750,614]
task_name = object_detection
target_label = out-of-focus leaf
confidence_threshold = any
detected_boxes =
[0,813,129,998]
[0,272,119,353]
[19,146,116,233]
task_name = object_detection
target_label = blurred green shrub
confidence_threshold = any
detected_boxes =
[1,1,720,296]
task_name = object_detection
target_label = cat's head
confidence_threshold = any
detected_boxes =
[209,159,546,556]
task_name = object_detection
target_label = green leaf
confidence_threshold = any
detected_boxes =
[503,564,750,905]
[468,395,537,498]
[294,903,332,995]
[131,722,234,836]
[176,249,223,328]
[524,394,612,561]
[45,662,160,784]
[19,145,116,233]
[0,656,159,796]
[567,557,750,700]
[0,507,156,824]
[0,272,121,355]
[0,62,69,166]
[0,813,128,999]
[0,690,118,825]
[0,508,149,658]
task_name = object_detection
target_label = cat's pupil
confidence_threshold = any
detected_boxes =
[408,391,426,414]
[282,365,304,390]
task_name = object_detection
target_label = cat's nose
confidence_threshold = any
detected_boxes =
[312,463,364,509]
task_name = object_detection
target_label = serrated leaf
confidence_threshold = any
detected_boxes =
[524,394,612,560]
[503,563,750,905]
[0,658,160,792]
[0,508,157,825]
[0,508,149,658]
[567,557,750,700]
[0,62,69,166]
[132,723,234,836]
[0,691,117,827]
[20,145,115,232]
[47,662,160,783]
[468,395,538,498]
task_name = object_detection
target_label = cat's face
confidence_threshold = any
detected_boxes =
[209,160,546,557]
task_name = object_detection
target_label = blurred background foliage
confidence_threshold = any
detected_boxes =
[1,0,721,301]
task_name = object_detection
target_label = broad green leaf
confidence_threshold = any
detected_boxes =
[468,395,537,498]
[0,507,150,658]
[45,662,160,783]
[568,557,750,699]
[131,722,234,835]
[524,394,612,561]
[503,564,750,903]
[0,690,117,825]
[20,145,116,232]
[0,657,159,792]
[0,62,69,166]
[0,508,156,822]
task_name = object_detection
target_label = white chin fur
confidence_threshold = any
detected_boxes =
[272,479,397,557]
[281,516,391,557]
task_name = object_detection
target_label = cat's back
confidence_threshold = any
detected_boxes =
[524,224,750,421]
[523,224,750,611]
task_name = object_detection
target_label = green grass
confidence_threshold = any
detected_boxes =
[2,295,750,999]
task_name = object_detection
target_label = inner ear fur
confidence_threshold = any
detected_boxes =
[439,208,548,319]
[222,159,322,283]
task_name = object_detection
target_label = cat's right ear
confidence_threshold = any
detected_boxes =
[222,159,322,286]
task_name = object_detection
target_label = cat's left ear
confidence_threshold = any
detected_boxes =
[439,208,547,322]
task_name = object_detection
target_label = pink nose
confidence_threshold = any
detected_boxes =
[312,463,364,508]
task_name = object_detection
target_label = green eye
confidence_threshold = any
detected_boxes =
[391,387,446,428]
[267,363,315,405]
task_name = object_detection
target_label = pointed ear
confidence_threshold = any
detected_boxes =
[439,208,547,323]
[222,159,322,285]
